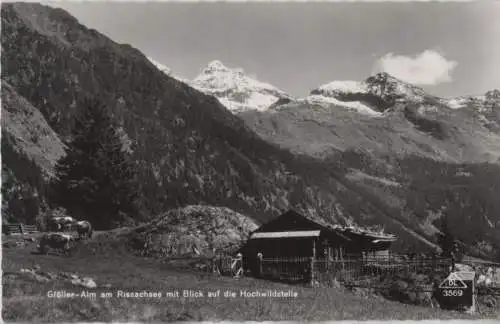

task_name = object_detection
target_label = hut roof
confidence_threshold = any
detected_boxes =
[268,210,397,242]
[250,230,321,239]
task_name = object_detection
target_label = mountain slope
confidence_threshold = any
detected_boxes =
[190,60,293,113]
[191,63,500,163]
[1,2,404,232]
[238,73,500,258]
[1,81,66,177]
[240,73,500,163]
[2,3,499,259]
[1,80,66,223]
[441,90,500,132]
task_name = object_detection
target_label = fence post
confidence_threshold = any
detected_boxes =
[310,239,317,286]
[257,252,263,278]
[323,239,329,270]
[310,256,315,286]
[238,253,243,273]
[340,246,345,272]
[19,224,24,234]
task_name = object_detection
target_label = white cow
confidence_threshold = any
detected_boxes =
[49,216,76,232]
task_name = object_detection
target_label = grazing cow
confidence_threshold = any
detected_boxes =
[60,217,76,231]
[49,216,76,232]
[37,233,75,255]
[75,221,93,240]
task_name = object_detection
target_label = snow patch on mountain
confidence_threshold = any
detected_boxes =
[438,90,500,132]
[303,72,431,116]
[440,95,486,110]
[312,73,429,105]
[300,94,382,117]
[316,81,369,96]
[441,90,499,110]
[190,60,293,113]
[418,105,439,114]
[443,97,469,109]
[442,91,499,112]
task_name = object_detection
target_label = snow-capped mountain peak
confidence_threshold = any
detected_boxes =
[302,72,431,116]
[202,60,234,74]
[190,60,293,113]
[364,72,428,101]
[311,72,428,104]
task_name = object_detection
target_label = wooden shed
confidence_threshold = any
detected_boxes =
[240,210,397,264]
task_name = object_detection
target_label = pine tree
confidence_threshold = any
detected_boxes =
[52,96,138,230]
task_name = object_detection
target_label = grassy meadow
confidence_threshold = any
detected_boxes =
[1,232,496,322]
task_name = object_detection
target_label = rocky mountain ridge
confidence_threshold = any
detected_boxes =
[172,57,499,123]
[228,67,500,163]
[309,72,431,112]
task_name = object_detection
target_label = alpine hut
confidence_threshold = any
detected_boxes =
[239,210,397,269]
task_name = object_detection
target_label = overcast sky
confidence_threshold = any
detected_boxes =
[47,1,499,98]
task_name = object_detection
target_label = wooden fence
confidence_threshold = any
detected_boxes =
[254,254,453,287]
[257,257,312,283]
[3,224,39,235]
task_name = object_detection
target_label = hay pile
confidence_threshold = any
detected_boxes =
[127,205,258,258]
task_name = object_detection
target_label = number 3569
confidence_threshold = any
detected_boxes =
[443,289,464,297]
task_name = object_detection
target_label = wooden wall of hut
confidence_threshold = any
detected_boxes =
[243,237,317,259]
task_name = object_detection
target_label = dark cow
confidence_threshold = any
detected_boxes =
[37,233,75,255]
[75,220,93,240]
[47,218,62,231]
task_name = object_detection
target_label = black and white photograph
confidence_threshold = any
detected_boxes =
[1,0,500,322]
